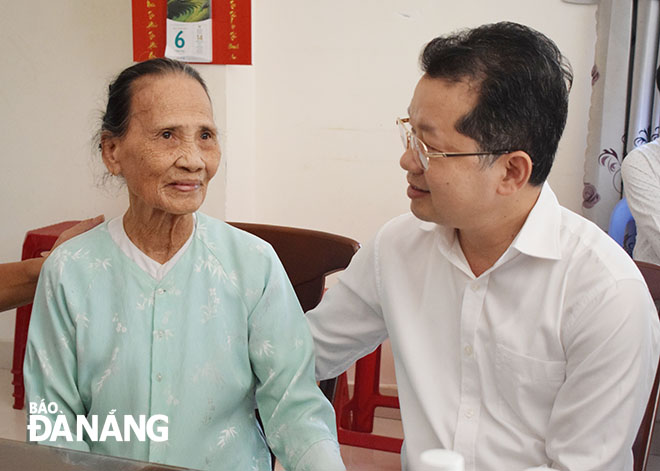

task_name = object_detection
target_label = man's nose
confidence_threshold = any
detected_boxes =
[400,146,423,174]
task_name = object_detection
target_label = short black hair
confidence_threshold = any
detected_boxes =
[421,22,573,185]
[101,58,209,139]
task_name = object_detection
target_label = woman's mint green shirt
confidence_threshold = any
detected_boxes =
[24,213,343,471]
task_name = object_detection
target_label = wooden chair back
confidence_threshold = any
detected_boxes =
[228,222,360,312]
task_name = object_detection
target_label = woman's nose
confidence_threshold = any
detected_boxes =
[176,145,205,172]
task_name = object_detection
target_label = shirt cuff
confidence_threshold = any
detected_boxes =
[293,439,346,471]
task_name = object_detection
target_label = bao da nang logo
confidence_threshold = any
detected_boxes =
[28,400,168,443]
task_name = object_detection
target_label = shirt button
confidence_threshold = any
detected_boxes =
[471,283,480,292]
[157,288,165,295]
[156,373,162,382]
[465,409,474,419]
[155,330,164,339]
[464,345,473,357]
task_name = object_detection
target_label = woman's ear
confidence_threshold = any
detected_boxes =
[100,133,122,176]
[496,151,533,196]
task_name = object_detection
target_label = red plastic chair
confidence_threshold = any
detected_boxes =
[330,347,403,453]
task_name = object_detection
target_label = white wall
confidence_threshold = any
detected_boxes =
[1,1,597,382]
[239,0,598,248]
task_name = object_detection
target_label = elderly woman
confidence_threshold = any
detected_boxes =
[24,58,345,471]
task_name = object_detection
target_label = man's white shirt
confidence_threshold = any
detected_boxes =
[307,184,660,471]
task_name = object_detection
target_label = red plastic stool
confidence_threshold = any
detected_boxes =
[11,221,79,409]
[333,345,403,453]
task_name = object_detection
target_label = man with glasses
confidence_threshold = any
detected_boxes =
[307,22,659,471]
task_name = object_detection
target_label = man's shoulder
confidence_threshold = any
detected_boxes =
[558,206,643,283]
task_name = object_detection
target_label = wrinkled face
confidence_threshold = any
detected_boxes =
[400,75,502,229]
[103,73,221,216]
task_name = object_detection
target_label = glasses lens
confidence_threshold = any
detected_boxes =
[411,135,429,169]
[397,120,408,149]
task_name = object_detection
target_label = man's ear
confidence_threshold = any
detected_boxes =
[100,133,122,176]
[496,151,533,196]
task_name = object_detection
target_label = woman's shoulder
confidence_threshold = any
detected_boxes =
[41,222,114,277]
[54,221,112,253]
[194,213,277,264]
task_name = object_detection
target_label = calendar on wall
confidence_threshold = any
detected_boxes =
[132,0,251,65]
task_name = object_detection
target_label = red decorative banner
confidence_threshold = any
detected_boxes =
[132,0,252,65]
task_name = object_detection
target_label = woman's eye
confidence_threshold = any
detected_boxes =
[162,131,172,139]
[201,132,211,140]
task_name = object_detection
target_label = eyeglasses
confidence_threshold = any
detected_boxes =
[397,117,509,170]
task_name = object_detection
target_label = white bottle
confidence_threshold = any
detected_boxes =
[419,449,465,471]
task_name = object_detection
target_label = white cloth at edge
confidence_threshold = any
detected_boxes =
[307,183,660,471]
[622,138,660,265]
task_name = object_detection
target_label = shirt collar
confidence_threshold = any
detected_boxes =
[419,218,469,275]
[509,182,562,260]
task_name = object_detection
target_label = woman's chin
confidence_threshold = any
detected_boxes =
[168,202,204,215]
[160,193,206,215]
[134,200,205,217]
